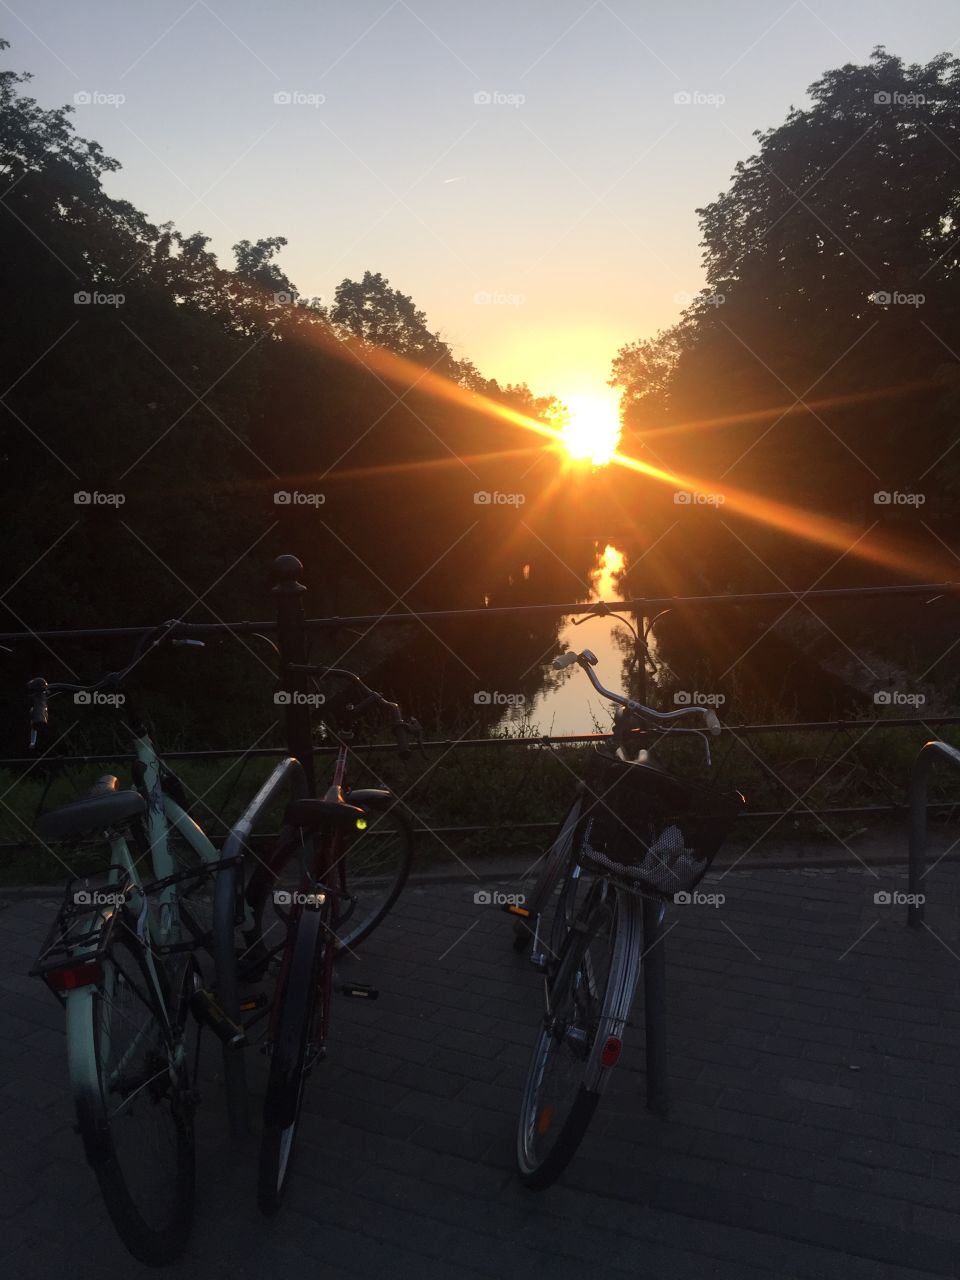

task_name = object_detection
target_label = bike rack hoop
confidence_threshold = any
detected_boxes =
[907,740,960,927]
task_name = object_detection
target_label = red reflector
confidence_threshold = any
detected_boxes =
[600,1036,622,1068]
[45,961,103,992]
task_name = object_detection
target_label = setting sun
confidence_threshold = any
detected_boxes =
[557,394,622,466]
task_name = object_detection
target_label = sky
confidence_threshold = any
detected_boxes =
[8,0,960,410]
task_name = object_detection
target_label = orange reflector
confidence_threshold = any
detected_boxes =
[505,904,530,917]
[536,1104,555,1136]
[600,1036,622,1068]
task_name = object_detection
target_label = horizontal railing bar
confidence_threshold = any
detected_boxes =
[3,800,959,857]
[2,716,958,770]
[2,581,958,646]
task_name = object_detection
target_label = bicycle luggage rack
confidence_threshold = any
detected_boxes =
[30,866,133,1001]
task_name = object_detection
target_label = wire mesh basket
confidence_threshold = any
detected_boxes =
[578,746,744,899]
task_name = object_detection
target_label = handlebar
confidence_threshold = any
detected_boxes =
[552,648,722,736]
[285,663,423,758]
[25,621,204,749]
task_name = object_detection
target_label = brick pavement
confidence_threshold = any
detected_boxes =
[2,860,960,1279]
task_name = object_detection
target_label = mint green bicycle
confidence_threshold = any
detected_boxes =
[27,626,247,1265]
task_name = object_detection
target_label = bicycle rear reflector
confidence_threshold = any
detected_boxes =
[355,817,368,830]
[600,1036,622,1067]
[44,960,104,993]
[502,903,531,917]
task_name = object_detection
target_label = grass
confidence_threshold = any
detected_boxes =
[2,714,958,887]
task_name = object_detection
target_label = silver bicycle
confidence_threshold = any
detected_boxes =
[510,649,743,1188]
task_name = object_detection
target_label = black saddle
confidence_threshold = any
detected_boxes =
[35,775,146,842]
[284,797,367,831]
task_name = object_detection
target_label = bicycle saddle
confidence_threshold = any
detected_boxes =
[283,798,367,831]
[36,775,146,841]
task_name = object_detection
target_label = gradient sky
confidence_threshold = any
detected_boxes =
[9,1,960,409]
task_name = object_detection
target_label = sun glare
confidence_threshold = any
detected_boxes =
[558,395,622,466]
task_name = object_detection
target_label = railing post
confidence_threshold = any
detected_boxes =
[273,554,315,796]
[642,896,669,1116]
[908,747,929,928]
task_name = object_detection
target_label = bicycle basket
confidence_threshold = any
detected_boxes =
[578,747,744,899]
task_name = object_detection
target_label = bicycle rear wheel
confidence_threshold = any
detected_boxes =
[68,932,197,1264]
[517,890,624,1190]
[257,900,327,1214]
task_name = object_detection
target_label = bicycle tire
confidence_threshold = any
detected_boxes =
[68,932,197,1265]
[257,901,325,1215]
[516,894,618,1190]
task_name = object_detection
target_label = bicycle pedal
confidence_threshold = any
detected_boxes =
[340,982,379,1000]
[190,988,247,1049]
[529,952,549,973]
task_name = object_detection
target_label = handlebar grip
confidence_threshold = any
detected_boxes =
[552,652,579,670]
[703,709,722,736]
[26,678,49,750]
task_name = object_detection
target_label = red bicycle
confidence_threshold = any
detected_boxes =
[242,666,419,1212]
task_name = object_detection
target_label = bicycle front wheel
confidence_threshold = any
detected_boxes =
[257,901,326,1214]
[68,934,197,1265]
[517,891,622,1190]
